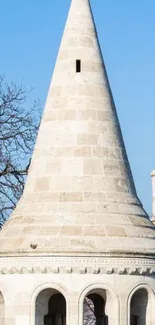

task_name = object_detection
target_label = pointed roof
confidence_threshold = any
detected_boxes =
[1,0,155,256]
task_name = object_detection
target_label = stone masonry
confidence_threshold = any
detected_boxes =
[0,1,155,325]
[0,0,155,256]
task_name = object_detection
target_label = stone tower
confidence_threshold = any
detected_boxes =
[0,0,155,324]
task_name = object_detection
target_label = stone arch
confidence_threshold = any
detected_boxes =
[0,291,5,325]
[30,283,68,325]
[79,283,119,325]
[127,283,155,325]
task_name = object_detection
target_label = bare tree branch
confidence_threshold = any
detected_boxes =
[0,75,40,225]
[84,298,96,325]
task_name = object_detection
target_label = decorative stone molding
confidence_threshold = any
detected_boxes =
[1,256,155,266]
[80,267,87,274]
[139,268,147,275]
[118,268,126,275]
[128,267,137,275]
[93,267,100,274]
[0,256,155,275]
[150,268,155,275]
[52,267,59,274]
[0,265,155,275]
[66,267,72,274]
[105,268,114,274]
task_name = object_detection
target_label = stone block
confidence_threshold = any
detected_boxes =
[34,177,50,192]
[59,192,83,202]
[38,192,59,202]
[84,192,106,201]
[77,109,97,120]
[78,134,98,145]
[84,226,106,236]
[60,226,83,236]
[105,226,127,237]
[84,158,103,175]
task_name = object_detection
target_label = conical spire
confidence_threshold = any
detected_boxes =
[1,0,155,256]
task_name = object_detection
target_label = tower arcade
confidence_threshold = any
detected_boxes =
[0,1,155,325]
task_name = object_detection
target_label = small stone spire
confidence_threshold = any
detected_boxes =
[151,170,155,223]
[0,0,155,256]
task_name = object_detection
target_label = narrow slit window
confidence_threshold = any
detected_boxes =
[76,60,81,73]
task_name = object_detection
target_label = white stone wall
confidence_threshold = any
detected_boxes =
[0,271,155,325]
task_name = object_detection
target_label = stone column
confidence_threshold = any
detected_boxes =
[118,294,128,325]
[68,293,79,325]
[5,301,30,325]
[151,170,155,223]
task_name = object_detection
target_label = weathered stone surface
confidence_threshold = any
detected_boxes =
[0,2,155,325]
[0,0,155,259]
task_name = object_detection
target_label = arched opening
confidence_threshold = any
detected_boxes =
[0,291,5,325]
[35,289,66,325]
[83,290,108,325]
[130,288,149,325]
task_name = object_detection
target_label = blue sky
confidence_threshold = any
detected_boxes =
[1,0,155,215]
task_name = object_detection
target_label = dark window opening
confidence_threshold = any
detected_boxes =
[83,294,108,325]
[130,288,148,325]
[44,293,66,325]
[76,60,81,73]
[131,315,139,325]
